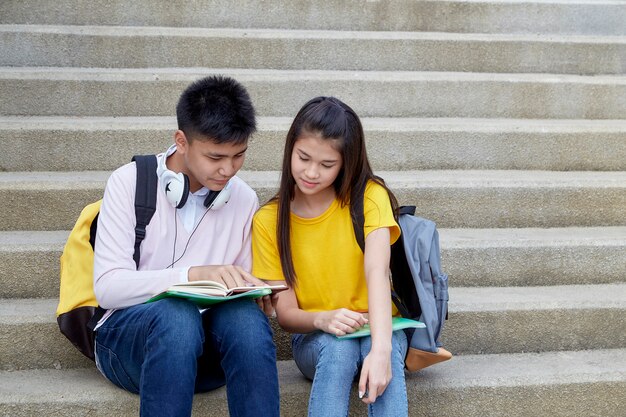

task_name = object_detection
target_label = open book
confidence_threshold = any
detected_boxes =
[336,317,425,340]
[146,280,288,307]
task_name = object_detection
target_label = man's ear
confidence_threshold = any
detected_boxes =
[174,130,189,154]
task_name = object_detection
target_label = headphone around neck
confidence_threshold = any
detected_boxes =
[156,145,231,210]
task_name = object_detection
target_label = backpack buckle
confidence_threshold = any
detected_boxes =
[135,226,146,240]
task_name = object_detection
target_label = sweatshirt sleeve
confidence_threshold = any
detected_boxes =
[93,163,187,309]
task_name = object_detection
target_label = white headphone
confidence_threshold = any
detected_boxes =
[156,144,231,210]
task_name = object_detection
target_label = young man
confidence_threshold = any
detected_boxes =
[92,76,280,417]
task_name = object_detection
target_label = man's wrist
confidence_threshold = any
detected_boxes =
[181,266,191,283]
[188,266,200,282]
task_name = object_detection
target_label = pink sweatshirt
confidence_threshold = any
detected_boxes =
[93,159,259,310]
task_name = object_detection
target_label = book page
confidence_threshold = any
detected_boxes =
[229,284,289,294]
[169,280,229,296]
[168,281,288,296]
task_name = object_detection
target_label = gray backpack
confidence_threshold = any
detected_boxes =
[353,205,452,371]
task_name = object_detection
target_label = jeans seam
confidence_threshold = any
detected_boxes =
[95,341,139,393]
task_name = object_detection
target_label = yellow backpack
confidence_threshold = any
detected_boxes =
[56,155,158,360]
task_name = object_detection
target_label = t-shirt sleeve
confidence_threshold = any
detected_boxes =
[363,181,401,244]
[252,207,286,281]
[232,193,260,272]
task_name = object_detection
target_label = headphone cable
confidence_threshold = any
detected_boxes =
[166,205,211,269]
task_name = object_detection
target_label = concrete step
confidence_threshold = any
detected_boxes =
[441,227,626,287]
[2,116,626,172]
[1,0,625,35]
[2,284,625,370]
[1,350,624,417]
[2,25,624,74]
[1,68,625,119]
[0,231,67,299]
[1,170,625,230]
[2,227,626,299]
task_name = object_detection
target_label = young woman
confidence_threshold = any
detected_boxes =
[252,96,408,416]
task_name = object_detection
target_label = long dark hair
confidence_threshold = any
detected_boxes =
[275,96,398,287]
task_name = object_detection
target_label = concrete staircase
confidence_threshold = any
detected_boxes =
[1,0,625,416]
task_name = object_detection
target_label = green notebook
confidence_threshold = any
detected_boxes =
[336,317,425,340]
[146,287,272,308]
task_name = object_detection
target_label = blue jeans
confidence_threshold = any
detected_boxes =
[95,298,280,417]
[292,330,408,417]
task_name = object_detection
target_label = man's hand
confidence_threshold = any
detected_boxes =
[188,265,266,288]
[189,265,278,317]
[312,309,368,336]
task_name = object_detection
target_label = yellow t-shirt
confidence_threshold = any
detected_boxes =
[252,181,400,313]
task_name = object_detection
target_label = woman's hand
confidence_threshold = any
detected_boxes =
[358,348,392,404]
[256,292,279,318]
[313,309,368,336]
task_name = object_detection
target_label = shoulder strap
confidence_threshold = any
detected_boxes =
[131,155,158,268]
[352,193,420,317]
[87,155,158,333]
[391,289,412,318]
[352,200,417,252]
[398,205,416,216]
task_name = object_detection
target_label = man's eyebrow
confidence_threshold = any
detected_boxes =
[207,147,248,157]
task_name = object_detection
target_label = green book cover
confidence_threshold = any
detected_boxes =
[336,317,425,340]
[146,287,272,308]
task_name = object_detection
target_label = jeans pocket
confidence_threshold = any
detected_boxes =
[96,344,140,393]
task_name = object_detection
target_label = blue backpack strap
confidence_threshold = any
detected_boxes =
[131,155,158,268]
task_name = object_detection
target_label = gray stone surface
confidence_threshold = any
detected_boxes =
[2,116,626,172]
[2,25,624,74]
[1,0,625,35]
[2,228,625,300]
[1,68,625,118]
[441,227,626,287]
[1,0,625,414]
[3,170,626,230]
[1,350,624,417]
[0,231,67,299]
[3,284,625,370]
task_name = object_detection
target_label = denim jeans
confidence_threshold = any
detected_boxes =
[292,329,408,417]
[95,298,280,417]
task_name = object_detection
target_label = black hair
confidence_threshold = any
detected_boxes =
[274,96,398,287]
[176,75,256,144]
